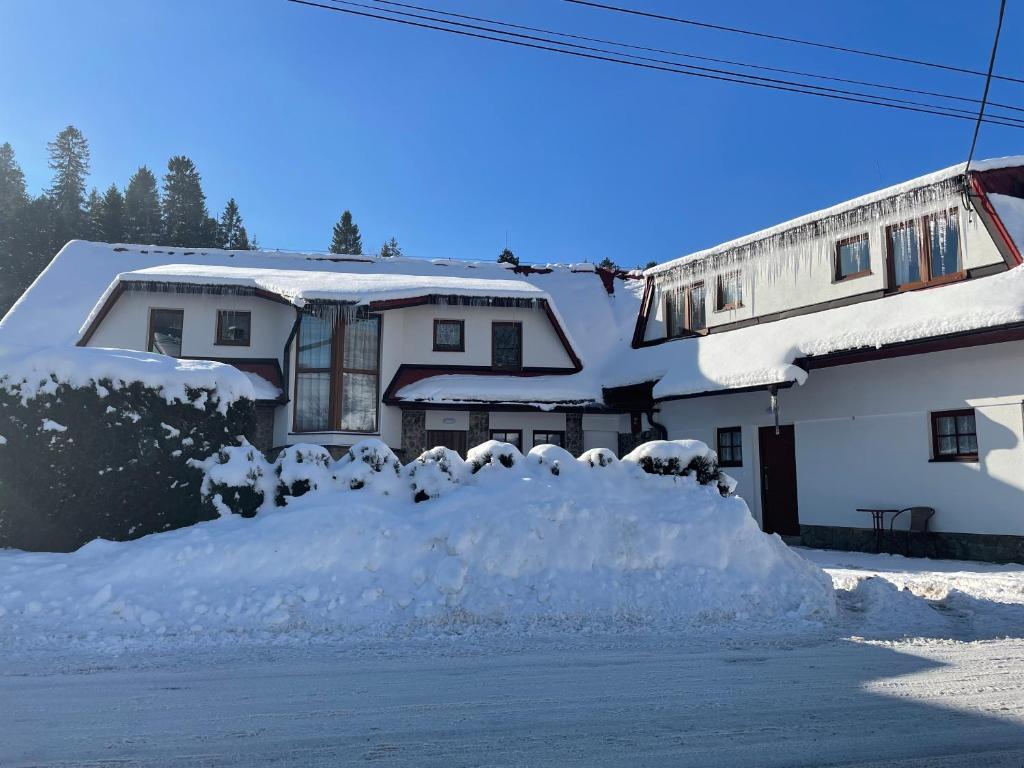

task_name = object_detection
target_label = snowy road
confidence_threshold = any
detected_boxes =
[4,550,1024,767]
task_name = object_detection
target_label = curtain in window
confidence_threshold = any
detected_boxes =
[718,273,742,308]
[298,313,332,368]
[891,222,921,286]
[929,211,960,279]
[666,291,685,337]
[837,238,870,277]
[493,324,521,368]
[435,321,462,348]
[149,309,184,357]
[294,372,330,431]
[688,283,706,331]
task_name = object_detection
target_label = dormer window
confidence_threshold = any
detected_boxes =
[887,208,962,291]
[834,233,871,281]
[216,310,251,346]
[666,282,706,338]
[715,271,743,311]
[148,308,184,357]
[433,319,465,352]
[492,322,522,370]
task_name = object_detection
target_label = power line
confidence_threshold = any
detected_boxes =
[369,0,1024,115]
[966,0,1007,174]
[287,0,1024,129]
[564,0,1024,86]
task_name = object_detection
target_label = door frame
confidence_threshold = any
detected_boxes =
[757,424,800,536]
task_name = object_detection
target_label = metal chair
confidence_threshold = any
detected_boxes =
[889,507,936,558]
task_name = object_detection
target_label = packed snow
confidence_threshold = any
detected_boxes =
[395,372,604,407]
[0,449,835,650]
[0,343,256,413]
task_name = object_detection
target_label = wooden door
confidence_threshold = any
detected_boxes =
[758,425,800,536]
[426,430,468,457]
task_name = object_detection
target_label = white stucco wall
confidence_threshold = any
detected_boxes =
[657,340,1024,537]
[644,203,1005,342]
[490,411,567,448]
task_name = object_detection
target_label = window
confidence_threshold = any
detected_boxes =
[665,282,706,338]
[834,233,871,281]
[293,309,381,433]
[433,319,465,352]
[148,308,184,357]
[216,310,251,346]
[717,427,742,467]
[490,429,522,449]
[492,322,522,370]
[426,429,468,456]
[532,430,565,448]
[931,409,978,461]
[887,208,962,290]
[715,271,743,311]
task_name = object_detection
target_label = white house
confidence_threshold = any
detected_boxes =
[3,156,1024,560]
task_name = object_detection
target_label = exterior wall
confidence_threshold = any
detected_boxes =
[657,340,1024,538]
[582,413,627,453]
[490,411,567,449]
[644,202,1005,343]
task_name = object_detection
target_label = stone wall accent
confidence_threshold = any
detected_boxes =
[617,429,655,458]
[249,404,276,455]
[799,524,1024,565]
[401,409,427,462]
[469,410,490,450]
[565,413,583,457]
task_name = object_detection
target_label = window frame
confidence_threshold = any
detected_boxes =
[665,281,707,338]
[715,271,744,312]
[885,207,965,292]
[491,321,523,371]
[432,318,465,352]
[215,309,252,347]
[930,408,979,462]
[716,426,743,467]
[292,310,382,434]
[147,307,185,357]
[532,430,566,448]
[833,233,872,283]
[489,429,523,449]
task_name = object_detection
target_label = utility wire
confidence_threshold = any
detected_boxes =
[289,0,1024,129]
[564,0,1024,86]
[966,0,1007,174]
[370,0,1024,115]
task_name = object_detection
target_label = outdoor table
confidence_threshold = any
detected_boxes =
[856,508,899,553]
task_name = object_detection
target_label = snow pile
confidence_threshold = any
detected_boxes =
[0,450,836,647]
[0,343,255,413]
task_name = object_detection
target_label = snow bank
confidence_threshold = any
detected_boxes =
[0,454,835,648]
[0,344,255,413]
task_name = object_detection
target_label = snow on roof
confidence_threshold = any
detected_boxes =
[646,156,1024,277]
[612,264,1024,400]
[394,373,605,410]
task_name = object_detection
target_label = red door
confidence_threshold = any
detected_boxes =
[758,425,800,536]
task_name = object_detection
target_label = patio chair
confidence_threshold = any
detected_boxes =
[889,507,936,558]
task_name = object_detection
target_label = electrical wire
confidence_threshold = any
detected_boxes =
[966,0,1008,175]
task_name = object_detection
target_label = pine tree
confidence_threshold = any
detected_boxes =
[217,198,250,250]
[123,166,162,243]
[597,256,619,271]
[99,184,125,242]
[329,210,362,255]
[0,142,30,314]
[84,188,103,240]
[0,142,28,221]
[378,237,402,258]
[46,125,91,248]
[162,155,213,247]
[497,248,519,266]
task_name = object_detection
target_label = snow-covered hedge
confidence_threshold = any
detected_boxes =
[196,437,729,512]
[0,346,256,551]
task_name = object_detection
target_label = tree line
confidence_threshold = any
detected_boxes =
[0,125,256,314]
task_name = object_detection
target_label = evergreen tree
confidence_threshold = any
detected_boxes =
[123,166,162,243]
[99,184,125,242]
[217,198,250,250]
[46,125,91,248]
[597,256,619,271]
[0,195,53,315]
[0,142,30,314]
[161,155,214,247]
[0,142,28,221]
[329,210,362,255]
[84,188,103,240]
[497,247,519,266]
[640,260,658,270]
[378,237,402,258]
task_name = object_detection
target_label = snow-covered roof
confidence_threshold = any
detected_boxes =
[646,156,1024,277]
[394,373,605,410]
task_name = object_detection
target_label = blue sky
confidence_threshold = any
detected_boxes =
[1,0,1022,267]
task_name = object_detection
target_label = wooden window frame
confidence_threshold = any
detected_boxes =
[665,281,707,338]
[489,429,523,448]
[147,307,184,356]
[292,311,382,434]
[491,321,523,371]
[715,271,744,311]
[432,318,465,352]
[832,233,872,283]
[716,426,743,467]
[215,309,252,347]
[886,208,965,293]
[930,408,979,463]
[532,430,566,448]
